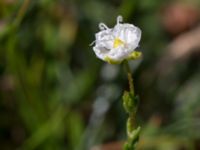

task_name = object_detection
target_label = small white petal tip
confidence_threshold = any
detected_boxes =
[117,15,123,24]
[99,23,109,30]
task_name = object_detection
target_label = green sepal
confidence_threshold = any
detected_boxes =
[104,56,122,64]
[104,51,142,64]
[126,51,142,61]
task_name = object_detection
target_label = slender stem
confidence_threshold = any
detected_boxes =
[124,60,136,132]
[124,60,134,95]
[123,60,140,150]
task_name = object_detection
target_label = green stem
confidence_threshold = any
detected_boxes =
[124,60,134,95]
[123,60,140,150]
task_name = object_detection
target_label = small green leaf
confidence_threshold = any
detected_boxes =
[122,91,138,114]
[129,126,141,142]
[123,91,134,113]
[124,126,141,150]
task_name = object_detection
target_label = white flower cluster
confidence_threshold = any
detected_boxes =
[92,16,141,63]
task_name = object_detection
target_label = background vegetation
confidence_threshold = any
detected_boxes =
[0,0,200,150]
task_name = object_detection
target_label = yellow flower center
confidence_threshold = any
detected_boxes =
[113,38,124,48]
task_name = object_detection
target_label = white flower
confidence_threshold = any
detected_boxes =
[92,16,142,64]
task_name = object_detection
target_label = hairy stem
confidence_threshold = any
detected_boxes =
[124,61,134,95]
[123,60,140,150]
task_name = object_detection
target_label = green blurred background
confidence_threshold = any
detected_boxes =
[1,0,200,150]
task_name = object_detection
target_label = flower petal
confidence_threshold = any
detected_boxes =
[92,16,142,63]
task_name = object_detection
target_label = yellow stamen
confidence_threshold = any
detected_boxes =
[113,38,124,48]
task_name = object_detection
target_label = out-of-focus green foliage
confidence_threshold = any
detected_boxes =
[0,0,200,150]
